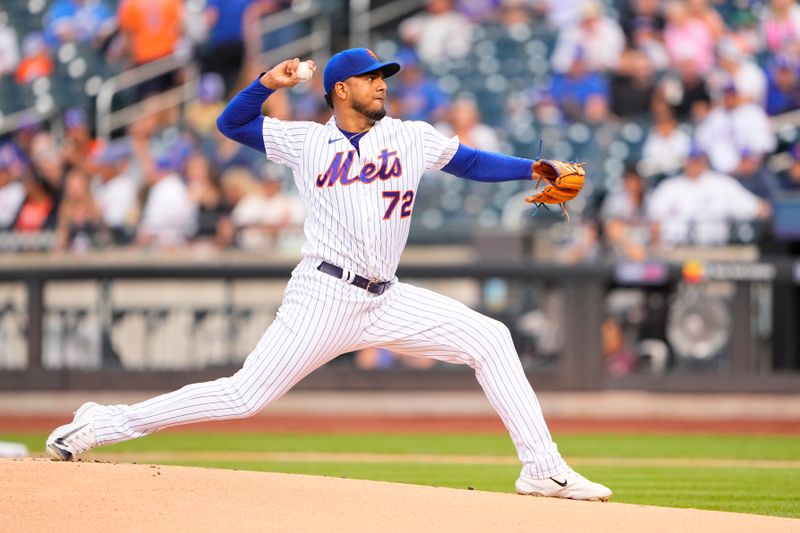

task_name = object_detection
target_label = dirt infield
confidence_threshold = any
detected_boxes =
[3,459,797,533]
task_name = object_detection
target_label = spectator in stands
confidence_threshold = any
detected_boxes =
[61,108,99,174]
[663,0,715,74]
[15,32,53,85]
[731,148,780,199]
[535,0,592,27]
[44,0,115,46]
[647,146,770,247]
[211,128,264,176]
[602,317,637,376]
[0,9,20,78]
[12,114,42,156]
[254,163,305,242]
[125,104,160,183]
[555,220,604,264]
[0,145,25,230]
[695,83,776,175]
[765,54,800,115]
[399,0,473,66]
[200,0,276,96]
[55,168,104,252]
[686,0,725,40]
[136,149,196,249]
[599,164,652,261]
[713,38,767,106]
[759,0,800,57]
[551,1,626,74]
[640,104,691,180]
[727,8,761,56]
[526,90,564,125]
[125,98,189,184]
[610,48,657,118]
[117,0,183,95]
[14,174,57,234]
[221,166,302,250]
[548,51,610,123]
[390,49,448,122]
[455,0,502,22]
[779,143,800,191]
[185,151,233,248]
[91,140,139,245]
[620,0,665,43]
[655,57,711,121]
[438,96,502,152]
[28,140,65,214]
[185,72,227,140]
[629,17,670,73]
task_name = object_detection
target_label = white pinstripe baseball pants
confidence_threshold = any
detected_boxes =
[93,258,568,479]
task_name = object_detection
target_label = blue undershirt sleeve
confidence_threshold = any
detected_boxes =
[216,76,273,154]
[441,144,534,182]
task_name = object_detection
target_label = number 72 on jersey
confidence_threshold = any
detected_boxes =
[382,190,414,219]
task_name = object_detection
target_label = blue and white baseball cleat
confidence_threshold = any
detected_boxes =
[45,402,100,461]
[516,469,612,501]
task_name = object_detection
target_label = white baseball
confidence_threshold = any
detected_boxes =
[295,61,313,82]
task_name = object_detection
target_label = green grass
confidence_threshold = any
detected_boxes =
[9,433,800,460]
[6,432,800,519]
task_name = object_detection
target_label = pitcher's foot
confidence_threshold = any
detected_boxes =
[45,402,100,461]
[516,470,612,501]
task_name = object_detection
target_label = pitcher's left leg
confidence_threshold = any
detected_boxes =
[365,282,565,477]
[365,282,611,500]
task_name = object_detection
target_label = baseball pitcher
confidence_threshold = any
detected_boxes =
[46,48,609,501]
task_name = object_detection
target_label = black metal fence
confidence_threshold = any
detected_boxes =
[0,258,798,392]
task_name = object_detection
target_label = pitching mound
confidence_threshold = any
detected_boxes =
[2,459,796,532]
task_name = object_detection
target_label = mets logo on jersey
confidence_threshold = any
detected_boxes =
[316,149,403,187]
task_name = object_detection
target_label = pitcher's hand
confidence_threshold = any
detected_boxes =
[260,58,317,90]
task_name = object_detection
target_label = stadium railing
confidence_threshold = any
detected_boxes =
[253,1,333,74]
[349,0,427,49]
[94,49,199,141]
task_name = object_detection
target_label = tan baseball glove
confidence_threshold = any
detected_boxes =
[525,159,585,221]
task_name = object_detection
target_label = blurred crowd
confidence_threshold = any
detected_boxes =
[1,0,800,257]
[398,0,800,260]
[0,97,306,252]
[0,0,307,253]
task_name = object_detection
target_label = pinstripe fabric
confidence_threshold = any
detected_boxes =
[363,282,566,478]
[90,114,569,480]
[262,115,458,281]
[93,259,374,442]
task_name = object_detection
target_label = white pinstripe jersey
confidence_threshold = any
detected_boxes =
[262,115,459,281]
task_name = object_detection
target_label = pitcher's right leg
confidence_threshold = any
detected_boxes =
[47,267,374,460]
[45,315,334,460]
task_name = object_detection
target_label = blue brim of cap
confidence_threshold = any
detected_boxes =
[351,61,401,82]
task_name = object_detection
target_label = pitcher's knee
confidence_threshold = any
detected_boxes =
[220,375,266,418]
[464,317,518,366]
[484,317,515,348]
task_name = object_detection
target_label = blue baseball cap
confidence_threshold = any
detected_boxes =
[323,48,401,96]
[687,143,706,159]
[65,107,87,129]
[199,72,225,103]
[94,139,131,165]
